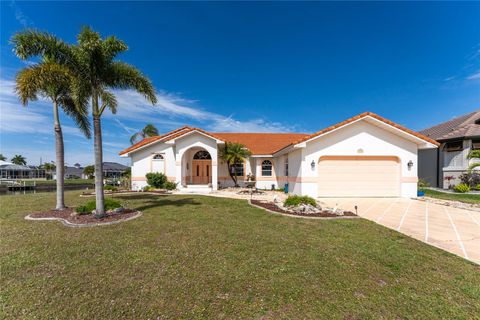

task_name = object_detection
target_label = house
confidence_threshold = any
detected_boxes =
[102,162,129,179]
[0,161,46,180]
[120,112,438,198]
[418,110,480,188]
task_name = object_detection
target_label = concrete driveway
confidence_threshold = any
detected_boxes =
[319,197,480,264]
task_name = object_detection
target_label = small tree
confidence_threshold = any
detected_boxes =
[83,165,95,179]
[11,155,27,165]
[0,154,6,161]
[219,142,252,187]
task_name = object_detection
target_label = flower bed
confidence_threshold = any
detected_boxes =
[250,200,356,218]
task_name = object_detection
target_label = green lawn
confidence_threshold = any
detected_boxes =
[422,188,480,204]
[33,178,94,185]
[1,191,479,319]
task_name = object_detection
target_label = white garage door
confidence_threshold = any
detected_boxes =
[318,156,400,197]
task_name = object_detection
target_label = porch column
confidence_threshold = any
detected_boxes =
[175,150,183,187]
[211,160,218,190]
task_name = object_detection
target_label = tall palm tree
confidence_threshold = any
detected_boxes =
[12,31,90,210]
[219,142,252,187]
[72,27,156,217]
[11,155,27,165]
[130,124,159,144]
[0,154,6,161]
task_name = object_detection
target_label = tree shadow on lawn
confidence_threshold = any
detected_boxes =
[112,195,202,212]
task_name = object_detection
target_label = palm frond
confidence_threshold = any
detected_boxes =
[130,132,141,145]
[98,89,118,115]
[58,96,91,138]
[11,29,73,64]
[105,62,157,104]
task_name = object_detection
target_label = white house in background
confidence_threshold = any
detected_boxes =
[119,112,439,198]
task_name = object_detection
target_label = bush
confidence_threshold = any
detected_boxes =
[104,185,118,192]
[164,181,177,190]
[76,198,122,215]
[475,184,480,191]
[459,172,480,188]
[418,179,430,189]
[467,150,480,159]
[453,183,471,193]
[143,185,155,192]
[146,172,167,188]
[284,195,317,207]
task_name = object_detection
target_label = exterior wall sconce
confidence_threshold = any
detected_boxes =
[311,160,316,170]
[407,160,413,169]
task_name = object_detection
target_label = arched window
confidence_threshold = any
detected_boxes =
[261,160,272,176]
[153,154,164,160]
[193,150,211,160]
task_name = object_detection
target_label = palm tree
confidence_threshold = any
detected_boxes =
[0,154,6,161]
[72,27,156,217]
[219,142,252,187]
[83,165,94,179]
[11,155,27,165]
[130,124,159,144]
[12,31,91,210]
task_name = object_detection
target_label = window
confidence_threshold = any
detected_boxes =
[261,160,272,176]
[153,154,164,160]
[443,141,463,152]
[231,162,244,176]
[193,151,211,159]
[284,157,289,177]
[472,139,480,150]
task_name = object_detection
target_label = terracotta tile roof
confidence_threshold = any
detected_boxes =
[120,111,439,156]
[419,110,480,141]
[274,111,439,154]
[213,133,309,155]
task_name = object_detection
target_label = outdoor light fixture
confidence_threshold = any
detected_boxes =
[407,160,413,168]
[311,160,315,170]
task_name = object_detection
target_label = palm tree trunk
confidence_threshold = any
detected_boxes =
[53,101,65,210]
[227,163,238,186]
[93,114,105,217]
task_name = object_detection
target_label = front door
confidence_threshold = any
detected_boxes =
[191,160,211,184]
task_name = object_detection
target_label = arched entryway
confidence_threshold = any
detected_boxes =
[191,150,212,184]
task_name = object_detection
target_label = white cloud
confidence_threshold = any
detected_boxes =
[467,71,480,80]
[9,0,33,28]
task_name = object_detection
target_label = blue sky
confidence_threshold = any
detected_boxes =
[1,1,479,166]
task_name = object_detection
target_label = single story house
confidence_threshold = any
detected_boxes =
[120,112,438,198]
[0,161,46,180]
[418,110,480,188]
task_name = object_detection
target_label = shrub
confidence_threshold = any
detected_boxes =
[459,172,480,188]
[104,185,118,192]
[475,184,480,191]
[467,150,480,159]
[453,183,471,193]
[284,195,317,207]
[146,172,167,188]
[76,198,122,215]
[418,179,430,189]
[143,185,155,192]
[164,181,177,190]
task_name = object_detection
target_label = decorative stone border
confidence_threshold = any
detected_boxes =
[79,191,171,197]
[24,211,143,228]
[248,200,360,220]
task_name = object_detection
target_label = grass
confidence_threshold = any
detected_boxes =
[1,191,479,319]
[421,188,480,204]
[32,179,94,185]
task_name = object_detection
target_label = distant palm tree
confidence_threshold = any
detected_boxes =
[71,27,156,217]
[11,155,27,166]
[130,124,159,144]
[0,154,6,161]
[12,30,91,210]
[219,142,252,187]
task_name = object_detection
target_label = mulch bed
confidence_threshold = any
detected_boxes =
[28,207,140,225]
[250,200,357,218]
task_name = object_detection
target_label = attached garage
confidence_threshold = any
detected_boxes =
[317,156,401,197]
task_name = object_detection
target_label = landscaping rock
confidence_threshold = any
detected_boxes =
[291,204,321,215]
[113,207,125,214]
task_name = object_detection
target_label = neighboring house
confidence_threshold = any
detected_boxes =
[418,110,480,189]
[0,161,46,180]
[102,162,129,179]
[120,112,438,198]
[52,164,87,180]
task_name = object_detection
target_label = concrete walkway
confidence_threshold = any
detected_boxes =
[318,198,480,264]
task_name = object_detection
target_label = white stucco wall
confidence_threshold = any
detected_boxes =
[291,120,418,198]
